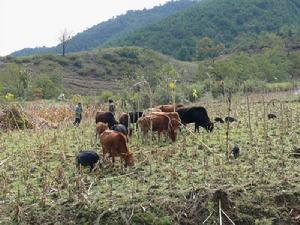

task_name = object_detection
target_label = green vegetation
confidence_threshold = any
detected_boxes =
[0,64,64,100]
[112,0,300,60]
[196,46,300,97]
[1,47,198,97]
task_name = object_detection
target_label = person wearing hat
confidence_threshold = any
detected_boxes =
[73,102,83,126]
[108,99,116,116]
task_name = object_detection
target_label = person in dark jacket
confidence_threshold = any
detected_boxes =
[108,99,116,116]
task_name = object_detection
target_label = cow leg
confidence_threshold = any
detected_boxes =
[112,156,115,166]
[194,123,200,133]
[164,131,168,142]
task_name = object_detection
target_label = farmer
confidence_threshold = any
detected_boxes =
[108,99,116,116]
[74,102,83,126]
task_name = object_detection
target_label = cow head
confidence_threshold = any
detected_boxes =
[96,122,109,135]
[125,152,134,167]
[168,128,177,142]
[205,122,214,132]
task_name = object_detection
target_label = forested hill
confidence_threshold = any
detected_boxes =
[11,0,198,57]
[110,0,300,60]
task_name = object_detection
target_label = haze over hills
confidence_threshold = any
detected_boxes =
[11,0,198,57]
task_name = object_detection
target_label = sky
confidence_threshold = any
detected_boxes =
[0,0,169,56]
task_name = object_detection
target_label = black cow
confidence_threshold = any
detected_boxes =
[215,117,225,123]
[268,113,277,120]
[111,124,128,136]
[95,111,118,129]
[176,106,214,133]
[225,116,237,123]
[76,151,101,172]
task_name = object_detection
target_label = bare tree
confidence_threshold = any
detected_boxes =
[58,29,72,57]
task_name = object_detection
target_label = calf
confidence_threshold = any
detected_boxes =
[100,130,134,167]
[95,111,118,129]
[176,106,214,133]
[76,151,100,172]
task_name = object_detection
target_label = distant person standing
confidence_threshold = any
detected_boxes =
[108,99,116,116]
[74,102,83,126]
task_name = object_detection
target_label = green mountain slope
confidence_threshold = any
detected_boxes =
[2,47,198,95]
[11,0,198,57]
[110,0,300,60]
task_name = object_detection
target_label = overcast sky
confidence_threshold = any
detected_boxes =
[0,0,169,56]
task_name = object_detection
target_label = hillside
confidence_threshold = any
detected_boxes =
[2,47,198,95]
[110,0,300,60]
[11,0,198,57]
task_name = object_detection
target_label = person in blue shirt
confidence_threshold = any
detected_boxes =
[73,102,83,126]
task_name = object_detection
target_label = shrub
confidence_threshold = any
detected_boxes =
[73,59,83,68]
[99,90,113,102]
[242,79,267,93]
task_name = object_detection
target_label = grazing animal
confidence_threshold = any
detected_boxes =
[119,111,143,127]
[232,145,240,159]
[142,108,162,117]
[111,124,128,136]
[100,130,134,167]
[225,116,237,123]
[156,104,184,112]
[138,113,181,142]
[95,111,118,129]
[76,151,100,172]
[268,113,277,120]
[215,117,225,123]
[176,106,214,132]
[96,122,109,140]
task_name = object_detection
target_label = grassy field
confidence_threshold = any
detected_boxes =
[0,92,299,225]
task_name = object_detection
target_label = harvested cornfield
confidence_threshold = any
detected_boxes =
[0,93,299,225]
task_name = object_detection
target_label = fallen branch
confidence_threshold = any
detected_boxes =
[221,209,235,225]
[181,123,213,152]
[87,180,95,195]
[202,211,214,224]
[0,156,10,167]
[94,209,111,225]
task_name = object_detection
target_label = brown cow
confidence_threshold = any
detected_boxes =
[142,108,162,117]
[100,130,134,167]
[96,122,108,140]
[156,104,184,112]
[95,111,118,128]
[119,113,129,127]
[138,113,181,142]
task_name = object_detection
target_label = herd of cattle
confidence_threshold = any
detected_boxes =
[76,104,278,171]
